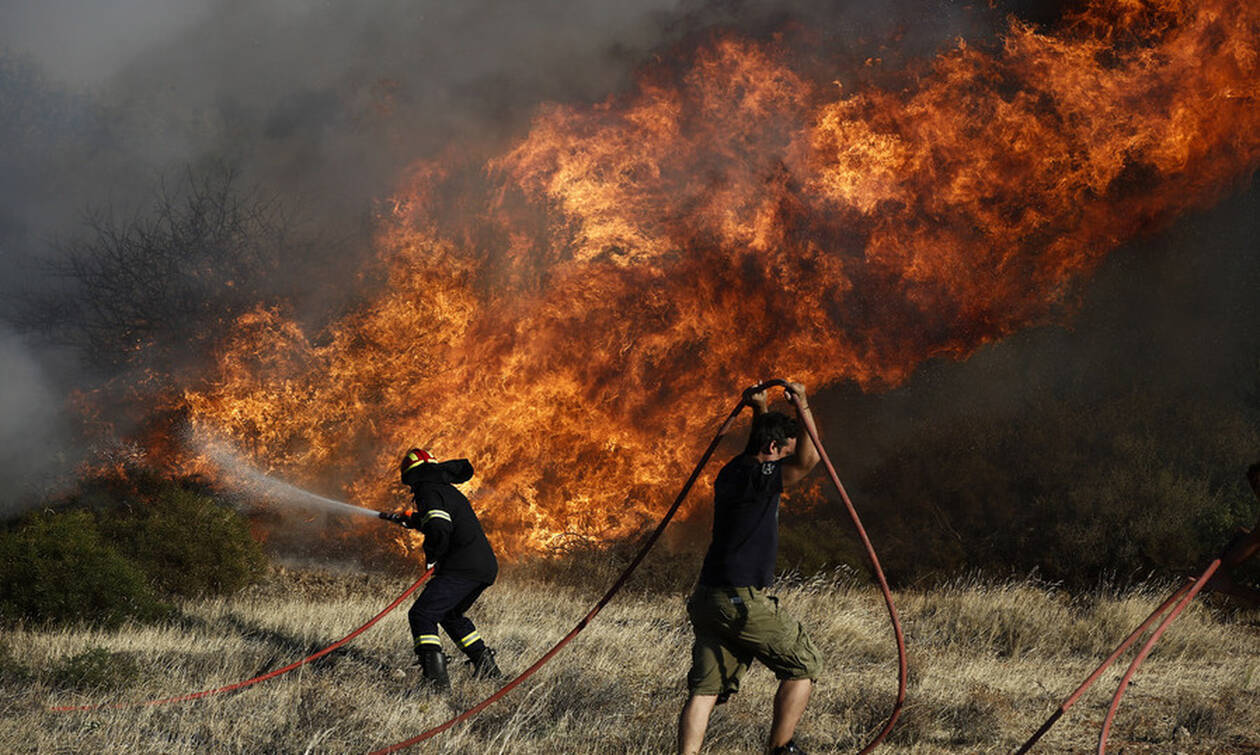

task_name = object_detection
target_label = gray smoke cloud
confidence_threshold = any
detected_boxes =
[0,324,78,512]
[0,1,214,86]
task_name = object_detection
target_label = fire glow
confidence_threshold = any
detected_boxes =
[182,0,1260,556]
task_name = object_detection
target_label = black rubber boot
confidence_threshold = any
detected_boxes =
[417,648,450,691]
[770,740,806,755]
[465,646,503,680]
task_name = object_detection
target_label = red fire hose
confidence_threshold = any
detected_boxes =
[49,566,434,712]
[1014,578,1194,753]
[369,379,906,754]
[1096,558,1221,754]
[1016,557,1223,753]
[787,386,907,753]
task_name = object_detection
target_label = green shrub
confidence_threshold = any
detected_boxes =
[46,647,139,691]
[814,390,1260,589]
[0,476,265,627]
[97,483,265,598]
[0,510,170,627]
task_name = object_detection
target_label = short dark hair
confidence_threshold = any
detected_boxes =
[746,411,798,455]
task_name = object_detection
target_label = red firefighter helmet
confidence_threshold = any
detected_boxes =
[400,448,437,478]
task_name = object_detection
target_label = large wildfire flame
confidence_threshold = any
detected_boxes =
[182,0,1259,556]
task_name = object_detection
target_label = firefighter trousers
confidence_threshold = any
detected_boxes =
[408,573,490,657]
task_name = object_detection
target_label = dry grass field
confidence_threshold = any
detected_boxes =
[5,564,1260,753]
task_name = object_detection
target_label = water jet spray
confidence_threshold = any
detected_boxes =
[193,433,384,520]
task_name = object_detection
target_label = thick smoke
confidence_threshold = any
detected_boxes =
[2,0,1019,285]
[0,325,78,512]
[0,1,214,86]
[819,174,1260,469]
[1,0,695,282]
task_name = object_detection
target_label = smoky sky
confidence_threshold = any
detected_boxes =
[0,0,1047,273]
[1,0,1255,513]
[0,1,214,85]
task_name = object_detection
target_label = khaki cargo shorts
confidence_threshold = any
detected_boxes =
[685,584,822,698]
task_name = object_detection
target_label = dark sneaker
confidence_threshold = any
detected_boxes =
[771,740,807,754]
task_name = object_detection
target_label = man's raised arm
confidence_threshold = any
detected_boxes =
[782,381,819,487]
[741,384,769,454]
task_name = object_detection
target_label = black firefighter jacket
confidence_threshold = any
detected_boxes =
[404,459,498,585]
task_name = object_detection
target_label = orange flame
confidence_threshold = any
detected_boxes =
[183,0,1259,556]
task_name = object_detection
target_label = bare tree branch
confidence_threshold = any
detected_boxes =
[13,164,293,378]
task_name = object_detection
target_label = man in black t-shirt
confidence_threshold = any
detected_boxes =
[392,448,502,691]
[678,382,822,755]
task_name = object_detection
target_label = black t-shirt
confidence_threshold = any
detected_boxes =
[698,454,783,589]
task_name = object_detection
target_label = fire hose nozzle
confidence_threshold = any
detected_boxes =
[380,511,411,526]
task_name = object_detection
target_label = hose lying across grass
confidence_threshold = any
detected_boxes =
[1015,559,1222,754]
[1014,578,1193,753]
[1096,559,1221,754]
[369,379,906,754]
[49,566,435,712]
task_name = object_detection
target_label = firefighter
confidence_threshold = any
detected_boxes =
[677,382,823,755]
[393,448,502,690]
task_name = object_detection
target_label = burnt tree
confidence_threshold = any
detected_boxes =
[18,166,291,378]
